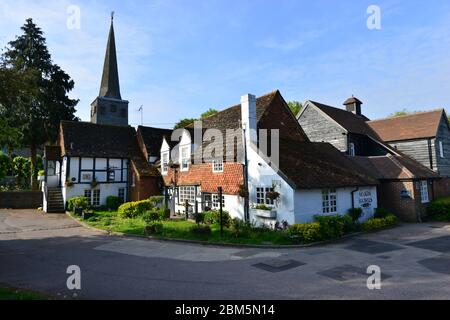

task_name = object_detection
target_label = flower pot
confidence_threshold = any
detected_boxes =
[252,208,277,219]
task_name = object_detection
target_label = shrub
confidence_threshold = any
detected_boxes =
[106,196,122,211]
[313,215,346,239]
[144,221,163,235]
[190,225,212,236]
[142,210,161,224]
[67,197,89,212]
[204,210,231,227]
[230,218,253,237]
[348,208,363,222]
[427,197,450,220]
[38,170,45,177]
[374,207,392,219]
[254,204,273,211]
[158,206,171,220]
[118,199,154,218]
[289,223,322,243]
[194,212,205,225]
[362,214,399,231]
[0,153,13,181]
[149,196,165,207]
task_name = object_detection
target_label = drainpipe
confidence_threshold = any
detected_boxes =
[242,125,250,222]
[351,187,359,209]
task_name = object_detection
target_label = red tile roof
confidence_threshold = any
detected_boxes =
[367,110,445,142]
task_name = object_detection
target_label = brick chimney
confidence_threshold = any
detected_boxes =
[241,94,258,146]
[343,96,363,116]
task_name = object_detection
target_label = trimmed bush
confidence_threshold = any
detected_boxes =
[362,215,399,231]
[144,221,163,235]
[142,210,161,224]
[67,197,89,212]
[230,218,253,237]
[374,207,392,219]
[427,198,450,221]
[348,208,363,222]
[158,206,171,220]
[204,210,231,227]
[289,223,322,243]
[106,196,122,211]
[194,212,205,225]
[118,199,154,218]
[313,215,346,239]
[190,225,212,236]
[149,196,165,207]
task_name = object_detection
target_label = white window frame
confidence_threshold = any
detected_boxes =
[349,143,356,157]
[420,181,429,204]
[322,189,337,214]
[84,189,92,205]
[439,140,444,158]
[93,189,100,207]
[181,147,190,172]
[255,187,275,206]
[178,186,196,204]
[212,159,224,173]
[212,194,225,209]
[161,152,169,174]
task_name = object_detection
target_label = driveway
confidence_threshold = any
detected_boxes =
[1,209,450,299]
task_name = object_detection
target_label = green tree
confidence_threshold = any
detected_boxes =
[174,118,197,129]
[0,153,13,181]
[12,156,31,189]
[1,18,79,189]
[200,108,218,119]
[287,101,303,117]
[389,109,410,118]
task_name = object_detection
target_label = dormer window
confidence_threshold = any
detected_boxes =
[161,152,169,174]
[212,159,223,173]
[181,147,190,171]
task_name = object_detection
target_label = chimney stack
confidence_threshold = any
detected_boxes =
[343,96,363,116]
[241,94,258,146]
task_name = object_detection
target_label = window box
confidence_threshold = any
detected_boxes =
[252,208,277,219]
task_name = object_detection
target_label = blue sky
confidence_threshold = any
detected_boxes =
[1,0,450,128]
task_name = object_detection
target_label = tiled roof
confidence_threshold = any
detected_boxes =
[367,110,445,142]
[60,121,159,177]
[350,155,439,180]
[138,126,173,157]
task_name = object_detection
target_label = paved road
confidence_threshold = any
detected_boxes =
[1,209,450,300]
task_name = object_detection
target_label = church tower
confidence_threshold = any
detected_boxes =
[91,13,129,126]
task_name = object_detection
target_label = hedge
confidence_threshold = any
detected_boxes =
[204,210,231,227]
[106,196,122,211]
[289,222,322,243]
[118,199,154,218]
[362,215,399,231]
[427,197,450,221]
[313,214,352,239]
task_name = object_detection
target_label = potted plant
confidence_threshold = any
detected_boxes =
[91,177,98,188]
[238,184,249,198]
[65,179,74,187]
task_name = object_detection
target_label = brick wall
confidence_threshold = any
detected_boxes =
[0,191,43,209]
[163,162,244,195]
[378,180,432,222]
[433,177,450,198]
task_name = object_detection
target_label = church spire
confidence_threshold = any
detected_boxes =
[99,12,121,99]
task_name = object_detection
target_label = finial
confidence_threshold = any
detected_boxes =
[111,11,115,22]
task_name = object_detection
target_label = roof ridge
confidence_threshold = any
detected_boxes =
[369,109,444,123]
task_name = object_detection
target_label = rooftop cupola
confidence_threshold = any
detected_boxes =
[343,96,363,116]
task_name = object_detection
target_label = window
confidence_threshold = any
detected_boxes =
[108,169,115,182]
[322,189,337,214]
[420,181,429,203]
[439,141,444,158]
[161,153,169,174]
[349,143,356,157]
[84,189,92,205]
[120,109,127,118]
[212,159,223,173]
[256,187,275,205]
[47,161,56,176]
[181,147,189,171]
[179,186,196,203]
[118,188,125,203]
[212,194,225,209]
[93,189,100,206]
[110,105,117,112]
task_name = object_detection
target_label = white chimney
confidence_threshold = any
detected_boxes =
[241,94,257,146]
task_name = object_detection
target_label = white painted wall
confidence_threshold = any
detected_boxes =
[294,186,377,223]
